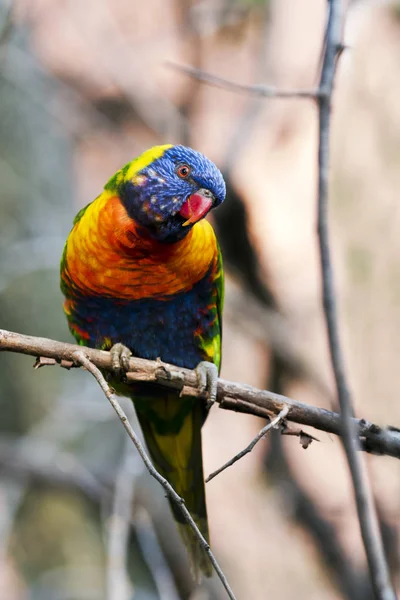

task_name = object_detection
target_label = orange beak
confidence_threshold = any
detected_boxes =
[179,192,213,226]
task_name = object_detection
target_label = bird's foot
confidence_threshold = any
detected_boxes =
[195,361,218,409]
[110,343,132,375]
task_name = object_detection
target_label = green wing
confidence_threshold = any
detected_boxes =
[72,201,92,225]
[197,242,224,372]
[214,243,224,372]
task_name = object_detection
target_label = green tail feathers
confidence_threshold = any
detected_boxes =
[135,392,211,579]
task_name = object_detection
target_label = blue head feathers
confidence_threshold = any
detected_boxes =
[118,145,226,242]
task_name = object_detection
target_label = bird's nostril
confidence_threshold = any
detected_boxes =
[200,188,214,199]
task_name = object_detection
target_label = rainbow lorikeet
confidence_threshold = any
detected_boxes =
[60,144,225,578]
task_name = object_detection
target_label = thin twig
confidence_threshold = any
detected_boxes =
[316,2,396,599]
[167,61,322,99]
[206,406,289,483]
[72,350,237,600]
[1,328,400,459]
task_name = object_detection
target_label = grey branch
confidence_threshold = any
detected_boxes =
[1,329,400,459]
[167,61,322,99]
[0,435,108,501]
[206,406,289,483]
[316,2,396,599]
[72,350,237,600]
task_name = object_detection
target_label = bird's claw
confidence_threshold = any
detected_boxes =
[110,343,132,375]
[195,361,218,409]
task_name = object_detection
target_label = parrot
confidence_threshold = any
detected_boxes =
[60,144,226,579]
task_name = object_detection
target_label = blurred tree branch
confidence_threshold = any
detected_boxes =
[265,430,375,600]
[167,61,321,99]
[316,2,396,599]
[0,0,13,53]
[1,328,400,460]
[0,435,108,502]
[0,434,200,599]
[105,425,137,600]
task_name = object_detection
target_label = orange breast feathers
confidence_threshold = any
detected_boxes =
[62,191,218,300]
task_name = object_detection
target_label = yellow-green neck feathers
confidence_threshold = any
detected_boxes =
[105,144,173,193]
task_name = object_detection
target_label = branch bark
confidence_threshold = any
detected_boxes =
[1,328,400,460]
[316,2,397,599]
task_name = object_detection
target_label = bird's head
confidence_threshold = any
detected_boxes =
[107,144,226,242]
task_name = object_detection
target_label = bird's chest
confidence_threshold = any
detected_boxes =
[64,210,217,301]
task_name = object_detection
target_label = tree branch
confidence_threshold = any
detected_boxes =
[316,2,396,599]
[1,328,400,460]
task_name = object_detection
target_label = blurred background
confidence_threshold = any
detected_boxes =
[1,0,400,598]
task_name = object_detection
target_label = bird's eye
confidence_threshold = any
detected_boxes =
[177,164,191,179]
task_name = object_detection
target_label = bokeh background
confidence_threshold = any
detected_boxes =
[1,0,400,598]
